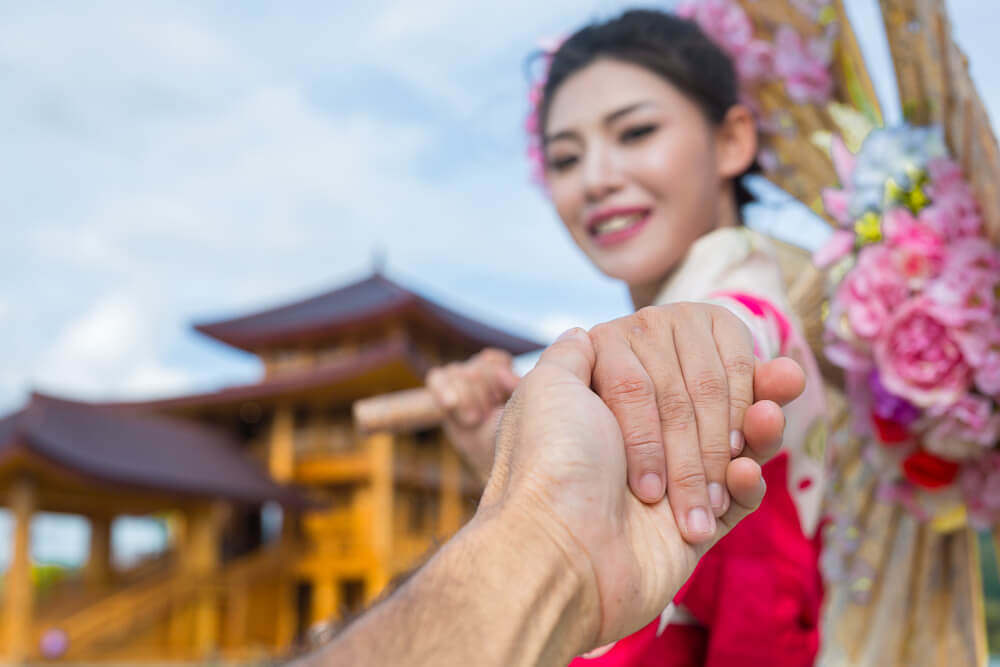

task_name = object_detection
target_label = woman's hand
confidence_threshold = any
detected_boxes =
[425,348,519,482]
[587,302,804,544]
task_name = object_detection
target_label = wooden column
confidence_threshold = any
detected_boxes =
[365,432,394,603]
[273,511,297,650]
[311,576,340,625]
[439,441,462,537]
[269,404,295,483]
[187,502,225,658]
[3,477,36,664]
[83,514,113,589]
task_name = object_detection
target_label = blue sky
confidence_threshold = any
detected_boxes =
[2,0,998,421]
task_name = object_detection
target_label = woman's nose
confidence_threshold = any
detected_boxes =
[582,147,623,202]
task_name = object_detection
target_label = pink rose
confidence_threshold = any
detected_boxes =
[882,208,945,287]
[837,245,910,340]
[926,238,1000,325]
[922,395,1000,460]
[874,297,973,408]
[958,322,1000,397]
[773,26,833,104]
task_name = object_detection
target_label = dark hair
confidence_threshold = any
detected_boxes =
[536,9,759,208]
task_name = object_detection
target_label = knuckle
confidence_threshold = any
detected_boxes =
[669,464,707,491]
[656,390,695,431]
[603,375,654,408]
[688,372,728,407]
[724,354,755,381]
[632,306,662,334]
[622,436,662,458]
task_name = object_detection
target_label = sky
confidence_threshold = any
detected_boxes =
[1,1,999,564]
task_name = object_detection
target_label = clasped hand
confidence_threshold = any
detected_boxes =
[478,314,805,651]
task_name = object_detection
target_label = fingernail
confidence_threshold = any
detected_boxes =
[686,507,714,538]
[729,430,744,456]
[638,473,663,500]
[708,483,725,510]
[555,327,585,342]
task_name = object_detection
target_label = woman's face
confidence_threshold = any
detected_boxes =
[543,59,752,287]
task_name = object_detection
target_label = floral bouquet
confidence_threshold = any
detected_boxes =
[815,125,1000,528]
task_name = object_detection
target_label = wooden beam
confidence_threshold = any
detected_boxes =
[186,502,226,658]
[3,477,35,664]
[311,576,340,626]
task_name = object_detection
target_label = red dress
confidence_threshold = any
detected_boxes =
[570,454,824,666]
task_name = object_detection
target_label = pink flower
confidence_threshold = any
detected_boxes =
[836,245,910,340]
[922,395,1000,460]
[821,188,851,226]
[678,0,774,86]
[772,26,833,104]
[813,229,854,268]
[882,208,945,288]
[959,322,1000,397]
[920,160,983,240]
[926,238,1000,325]
[874,297,973,408]
[960,453,1000,529]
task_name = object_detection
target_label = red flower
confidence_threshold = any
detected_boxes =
[902,449,960,489]
[871,413,910,444]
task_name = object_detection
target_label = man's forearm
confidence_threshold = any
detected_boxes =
[301,505,597,666]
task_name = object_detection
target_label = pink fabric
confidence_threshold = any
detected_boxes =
[712,290,793,347]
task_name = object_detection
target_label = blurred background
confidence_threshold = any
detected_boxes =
[1,0,999,661]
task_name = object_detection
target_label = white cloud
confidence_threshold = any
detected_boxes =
[33,295,193,402]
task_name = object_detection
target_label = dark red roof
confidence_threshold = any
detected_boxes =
[126,338,425,413]
[0,394,303,506]
[193,272,543,354]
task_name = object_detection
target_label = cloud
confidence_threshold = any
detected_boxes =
[33,295,193,402]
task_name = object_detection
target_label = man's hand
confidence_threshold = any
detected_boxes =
[480,327,802,652]
[587,303,804,543]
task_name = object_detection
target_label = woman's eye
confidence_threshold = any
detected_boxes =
[547,155,579,172]
[620,124,657,143]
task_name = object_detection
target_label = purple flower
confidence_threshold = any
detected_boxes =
[868,371,921,425]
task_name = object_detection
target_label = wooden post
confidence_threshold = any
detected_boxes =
[365,432,394,603]
[439,441,462,537]
[311,576,340,625]
[83,514,113,589]
[273,511,297,650]
[270,404,295,482]
[187,502,225,658]
[3,477,36,664]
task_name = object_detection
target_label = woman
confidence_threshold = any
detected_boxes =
[427,10,828,665]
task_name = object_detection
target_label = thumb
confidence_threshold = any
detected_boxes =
[535,328,596,386]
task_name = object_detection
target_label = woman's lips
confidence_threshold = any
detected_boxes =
[589,210,651,248]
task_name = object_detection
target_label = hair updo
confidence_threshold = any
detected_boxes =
[535,9,759,207]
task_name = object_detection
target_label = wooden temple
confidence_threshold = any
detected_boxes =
[0,271,541,663]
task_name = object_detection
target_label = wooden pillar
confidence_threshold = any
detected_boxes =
[187,502,225,658]
[270,404,295,482]
[365,432,394,603]
[273,512,297,650]
[311,576,340,625]
[83,514,113,589]
[3,477,36,664]
[223,586,249,652]
[439,441,462,537]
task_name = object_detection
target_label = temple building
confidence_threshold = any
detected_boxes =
[0,271,541,664]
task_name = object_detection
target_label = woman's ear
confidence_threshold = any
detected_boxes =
[715,105,758,180]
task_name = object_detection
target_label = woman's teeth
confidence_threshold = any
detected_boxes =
[593,212,644,236]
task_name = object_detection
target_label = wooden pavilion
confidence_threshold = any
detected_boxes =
[0,271,541,663]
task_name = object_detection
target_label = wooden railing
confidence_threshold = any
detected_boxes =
[30,541,299,661]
